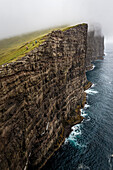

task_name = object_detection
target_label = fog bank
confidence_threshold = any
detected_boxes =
[0,0,113,40]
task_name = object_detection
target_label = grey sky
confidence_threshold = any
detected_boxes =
[0,0,113,41]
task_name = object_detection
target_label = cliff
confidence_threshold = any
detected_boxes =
[86,30,104,70]
[0,24,104,170]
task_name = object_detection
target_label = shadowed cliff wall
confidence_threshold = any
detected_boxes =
[0,24,89,170]
[86,30,104,70]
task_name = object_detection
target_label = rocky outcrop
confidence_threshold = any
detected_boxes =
[0,23,104,170]
[86,30,104,70]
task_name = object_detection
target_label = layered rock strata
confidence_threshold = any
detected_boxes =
[0,23,104,170]
[86,30,104,70]
[0,24,89,170]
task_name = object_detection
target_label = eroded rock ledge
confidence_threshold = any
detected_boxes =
[0,24,104,170]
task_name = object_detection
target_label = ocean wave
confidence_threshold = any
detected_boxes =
[65,102,91,148]
[66,124,87,149]
[66,124,81,146]
[85,89,98,94]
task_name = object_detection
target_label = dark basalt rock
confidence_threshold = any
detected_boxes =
[0,24,104,170]
[86,30,104,71]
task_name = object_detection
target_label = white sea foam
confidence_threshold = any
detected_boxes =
[77,163,90,170]
[67,138,87,148]
[69,124,86,148]
[80,108,83,112]
[66,124,82,146]
[85,116,91,122]
[82,113,88,117]
[66,123,87,148]
[71,124,81,134]
[64,138,69,144]
[104,52,107,56]
[81,109,88,117]
[65,106,90,148]
[91,83,95,88]
[84,104,90,109]
[90,64,95,71]
[108,154,113,170]
[86,64,95,72]
[70,130,81,136]
[85,89,98,94]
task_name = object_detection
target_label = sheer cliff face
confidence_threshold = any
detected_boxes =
[0,24,88,169]
[86,31,104,70]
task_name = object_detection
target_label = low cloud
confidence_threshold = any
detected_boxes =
[0,0,113,40]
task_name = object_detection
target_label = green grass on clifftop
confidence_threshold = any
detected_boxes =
[0,24,86,66]
[0,25,68,66]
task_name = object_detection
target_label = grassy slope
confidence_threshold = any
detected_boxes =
[0,25,68,66]
[0,23,87,66]
[0,24,87,66]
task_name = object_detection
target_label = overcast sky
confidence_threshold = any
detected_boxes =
[0,0,113,41]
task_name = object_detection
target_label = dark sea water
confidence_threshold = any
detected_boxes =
[42,44,113,170]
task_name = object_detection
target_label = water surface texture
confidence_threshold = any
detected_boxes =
[42,44,113,170]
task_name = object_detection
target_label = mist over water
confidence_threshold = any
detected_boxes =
[42,43,113,170]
